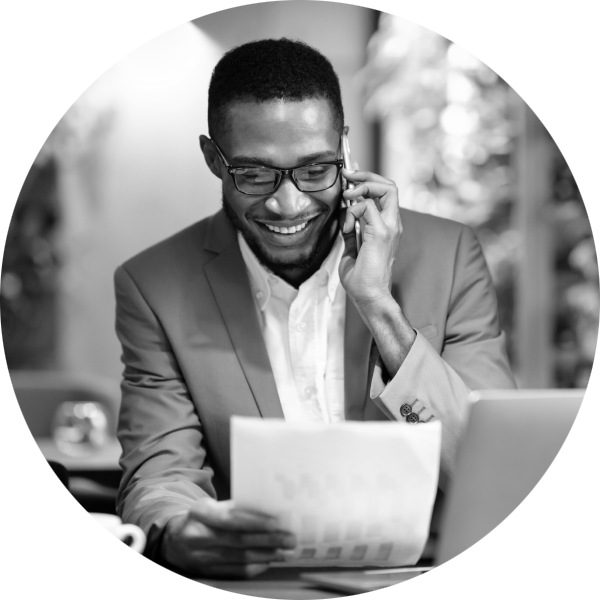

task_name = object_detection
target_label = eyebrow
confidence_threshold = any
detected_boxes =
[229,150,338,168]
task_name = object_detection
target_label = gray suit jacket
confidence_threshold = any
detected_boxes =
[114,208,515,558]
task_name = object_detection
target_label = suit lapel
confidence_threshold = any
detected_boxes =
[203,216,283,419]
[343,297,374,420]
[203,212,377,422]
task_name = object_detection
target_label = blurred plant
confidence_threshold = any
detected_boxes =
[365,0,518,360]
[1,152,61,368]
[547,0,600,387]
[1,102,113,370]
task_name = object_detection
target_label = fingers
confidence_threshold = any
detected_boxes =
[239,531,296,549]
[224,547,287,563]
[168,499,297,579]
[184,545,287,579]
[342,172,399,236]
[343,180,398,209]
[343,198,390,235]
[187,498,296,548]
[200,562,271,580]
[192,546,286,565]
[342,167,394,186]
[342,169,399,231]
[342,165,391,196]
[191,498,279,532]
[181,524,295,551]
[218,530,296,549]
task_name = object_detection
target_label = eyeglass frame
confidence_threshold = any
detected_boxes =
[209,138,344,196]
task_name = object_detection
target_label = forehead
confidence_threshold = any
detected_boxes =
[219,98,340,161]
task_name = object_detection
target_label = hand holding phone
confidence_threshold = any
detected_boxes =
[341,127,362,253]
[338,129,402,316]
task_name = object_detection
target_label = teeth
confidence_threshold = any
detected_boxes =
[265,221,308,234]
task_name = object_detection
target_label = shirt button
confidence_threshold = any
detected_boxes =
[255,291,264,299]
[406,413,420,424]
[304,386,317,398]
[400,403,413,417]
[296,321,307,332]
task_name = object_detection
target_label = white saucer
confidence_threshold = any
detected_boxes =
[0,569,147,600]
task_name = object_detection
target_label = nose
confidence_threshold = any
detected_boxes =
[264,177,311,219]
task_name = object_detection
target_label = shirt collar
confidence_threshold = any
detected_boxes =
[238,231,344,310]
[238,233,272,311]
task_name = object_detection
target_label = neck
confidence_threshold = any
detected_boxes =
[269,219,337,289]
[271,232,337,288]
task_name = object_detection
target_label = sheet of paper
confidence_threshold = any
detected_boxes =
[231,418,441,567]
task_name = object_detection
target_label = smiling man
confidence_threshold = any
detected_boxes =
[114,39,515,578]
[205,98,341,286]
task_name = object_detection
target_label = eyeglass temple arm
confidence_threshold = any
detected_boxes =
[208,138,231,167]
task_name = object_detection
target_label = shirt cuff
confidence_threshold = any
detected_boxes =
[369,331,437,424]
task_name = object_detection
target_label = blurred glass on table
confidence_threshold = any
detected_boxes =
[52,401,108,456]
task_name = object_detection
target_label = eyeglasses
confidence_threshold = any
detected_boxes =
[210,138,343,196]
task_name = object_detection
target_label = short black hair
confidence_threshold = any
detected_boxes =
[208,38,344,139]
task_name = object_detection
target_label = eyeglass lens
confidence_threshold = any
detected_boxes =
[232,163,340,194]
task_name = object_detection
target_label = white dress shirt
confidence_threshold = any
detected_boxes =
[238,232,346,423]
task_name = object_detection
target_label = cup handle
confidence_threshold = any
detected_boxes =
[115,524,146,554]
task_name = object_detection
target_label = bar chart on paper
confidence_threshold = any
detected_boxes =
[231,418,441,567]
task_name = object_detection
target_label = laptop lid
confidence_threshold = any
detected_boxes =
[434,390,600,600]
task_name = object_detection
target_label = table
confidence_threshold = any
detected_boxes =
[37,437,122,471]
[0,567,349,600]
[15,437,121,489]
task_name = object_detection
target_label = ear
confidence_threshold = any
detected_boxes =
[199,135,223,180]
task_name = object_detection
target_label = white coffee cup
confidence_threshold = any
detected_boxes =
[25,512,146,587]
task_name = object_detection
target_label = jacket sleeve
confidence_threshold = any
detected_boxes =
[370,224,516,479]
[114,264,216,561]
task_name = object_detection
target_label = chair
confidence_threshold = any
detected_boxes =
[10,370,122,513]
[10,370,120,437]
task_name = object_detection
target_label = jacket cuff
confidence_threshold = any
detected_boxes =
[369,331,437,424]
[369,331,472,479]
[119,483,201,562]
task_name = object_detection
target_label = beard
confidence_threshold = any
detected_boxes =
[221,193,339,273]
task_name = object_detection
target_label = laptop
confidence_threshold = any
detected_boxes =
[303,390,600,600]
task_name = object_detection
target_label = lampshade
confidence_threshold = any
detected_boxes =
[0,18,118,54]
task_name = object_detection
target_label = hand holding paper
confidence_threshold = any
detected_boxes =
[232,418,441,567]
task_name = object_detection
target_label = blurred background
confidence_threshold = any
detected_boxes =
[1,2,597,512]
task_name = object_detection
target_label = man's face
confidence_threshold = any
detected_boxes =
[213,98,342,274]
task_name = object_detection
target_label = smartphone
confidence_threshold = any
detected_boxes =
[341,127,362,253]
